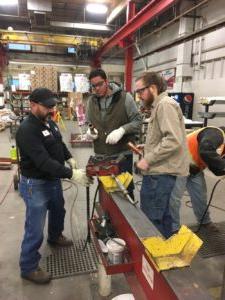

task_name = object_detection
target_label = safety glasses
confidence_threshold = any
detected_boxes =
[90,80,106,89]
[135,86,149,95]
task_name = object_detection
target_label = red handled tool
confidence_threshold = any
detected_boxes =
[127,142,143,157]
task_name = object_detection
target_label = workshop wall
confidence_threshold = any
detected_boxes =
[134,0,225,126]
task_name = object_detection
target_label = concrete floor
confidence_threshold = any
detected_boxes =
[0,120,225,300]
[0,122,130,300]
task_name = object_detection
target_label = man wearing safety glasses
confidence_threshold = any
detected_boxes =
[135,72,189,238]
[86,69,142,199]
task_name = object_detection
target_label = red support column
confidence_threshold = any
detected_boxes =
[125,1,136,92]
[94,0,175,58]
[0,44,8,84]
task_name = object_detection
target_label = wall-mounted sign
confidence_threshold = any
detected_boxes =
[74,74,89,93]
[19,73,31,91]
[160,68,176,89]
[60,73,73,92]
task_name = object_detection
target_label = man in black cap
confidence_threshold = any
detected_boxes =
[16,88,91,284]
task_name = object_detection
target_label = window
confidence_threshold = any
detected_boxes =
[8,43,31,51]
[68,47,76,54]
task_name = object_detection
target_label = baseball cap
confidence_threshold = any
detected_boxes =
[29,88,58,108]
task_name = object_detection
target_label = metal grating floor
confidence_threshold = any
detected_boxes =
[41,239,98,279]
[194,222,225,258]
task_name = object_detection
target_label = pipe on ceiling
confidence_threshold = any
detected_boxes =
[107,0,127,24]
[99,0,210,64]
[134,17,225,60]
[94,0,177,63]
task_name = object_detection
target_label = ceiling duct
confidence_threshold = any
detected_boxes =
[27,0,52,27]
[107,0,127,24]
[50,21,112,31]
[27,0,52,12]
[33,11,47,26]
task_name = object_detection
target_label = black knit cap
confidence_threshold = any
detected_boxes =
[29,88,58,108]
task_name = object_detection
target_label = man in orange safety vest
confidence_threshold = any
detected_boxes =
[170,126,225,233]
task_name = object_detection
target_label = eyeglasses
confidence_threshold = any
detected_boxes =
[135,86,149,95]
[91,80,105,89]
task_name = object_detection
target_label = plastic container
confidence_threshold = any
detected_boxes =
[111,294,135,300]
[10,145,17,161]
[106,238,126,265]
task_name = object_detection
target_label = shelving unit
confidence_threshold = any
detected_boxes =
[9,91,31,119]
[198,97,225,126]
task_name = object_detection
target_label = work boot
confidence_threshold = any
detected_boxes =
[21,267,51,284]
[48,234,73,247]
[200,222,219,232]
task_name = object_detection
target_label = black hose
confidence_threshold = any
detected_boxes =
[86,186,91,243]
[134,178,225,231]
[196,179,222,232]
[64,179,100,252]
[81,183,100,251]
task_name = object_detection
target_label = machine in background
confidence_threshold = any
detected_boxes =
[168,92,194,120]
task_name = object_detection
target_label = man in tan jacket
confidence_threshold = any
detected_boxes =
[135,72,189,238]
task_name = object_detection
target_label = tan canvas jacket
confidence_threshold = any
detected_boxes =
[143,92,189,176]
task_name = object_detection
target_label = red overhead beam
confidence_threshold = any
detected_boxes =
[94,0,176,63]
[125,0,136,92]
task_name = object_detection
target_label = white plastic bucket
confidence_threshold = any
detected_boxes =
[106,238,126,265]
[111,294,135,300]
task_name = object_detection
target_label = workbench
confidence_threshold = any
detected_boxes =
[91,186,212,300]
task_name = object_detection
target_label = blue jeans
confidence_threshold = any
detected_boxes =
[170,172,211,232]
[140,175,176,238]
[19,176,66,275]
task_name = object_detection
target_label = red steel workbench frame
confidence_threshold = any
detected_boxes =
[90,186,212,300]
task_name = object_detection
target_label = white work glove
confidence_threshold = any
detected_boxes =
[106,127,125,145]
[86,127,99,141]
[71,169,93,186]
[67,158,77,169]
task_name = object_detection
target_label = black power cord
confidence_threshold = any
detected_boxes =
[134,178,225,232]
[65,178,100,252]
[81,183,100,251]
[196,178,223,232]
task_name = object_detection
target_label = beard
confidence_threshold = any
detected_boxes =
[37,111,52,121]
[143,91,154,108]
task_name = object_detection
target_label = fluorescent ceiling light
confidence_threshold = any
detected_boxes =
[0,0,18,5]
[107,0,126,24]
[73,23,109,31]
[50,21,111,31]
[86,3,108,14]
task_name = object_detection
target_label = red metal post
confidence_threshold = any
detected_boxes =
[94,0,175,60]
[0,44,8,84]
[125,1,136,92]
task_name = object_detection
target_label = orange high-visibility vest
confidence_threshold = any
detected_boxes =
[187,127,225,170]
[51,108,58,122]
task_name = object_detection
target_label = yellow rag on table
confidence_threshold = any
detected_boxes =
[99,172,133,193]
[142,225,203,271]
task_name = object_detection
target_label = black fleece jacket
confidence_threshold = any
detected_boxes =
[16,113,73,179]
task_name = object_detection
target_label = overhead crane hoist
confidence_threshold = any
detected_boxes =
[0,30,102,48]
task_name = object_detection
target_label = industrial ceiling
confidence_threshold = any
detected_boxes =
[0,0,126,36]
